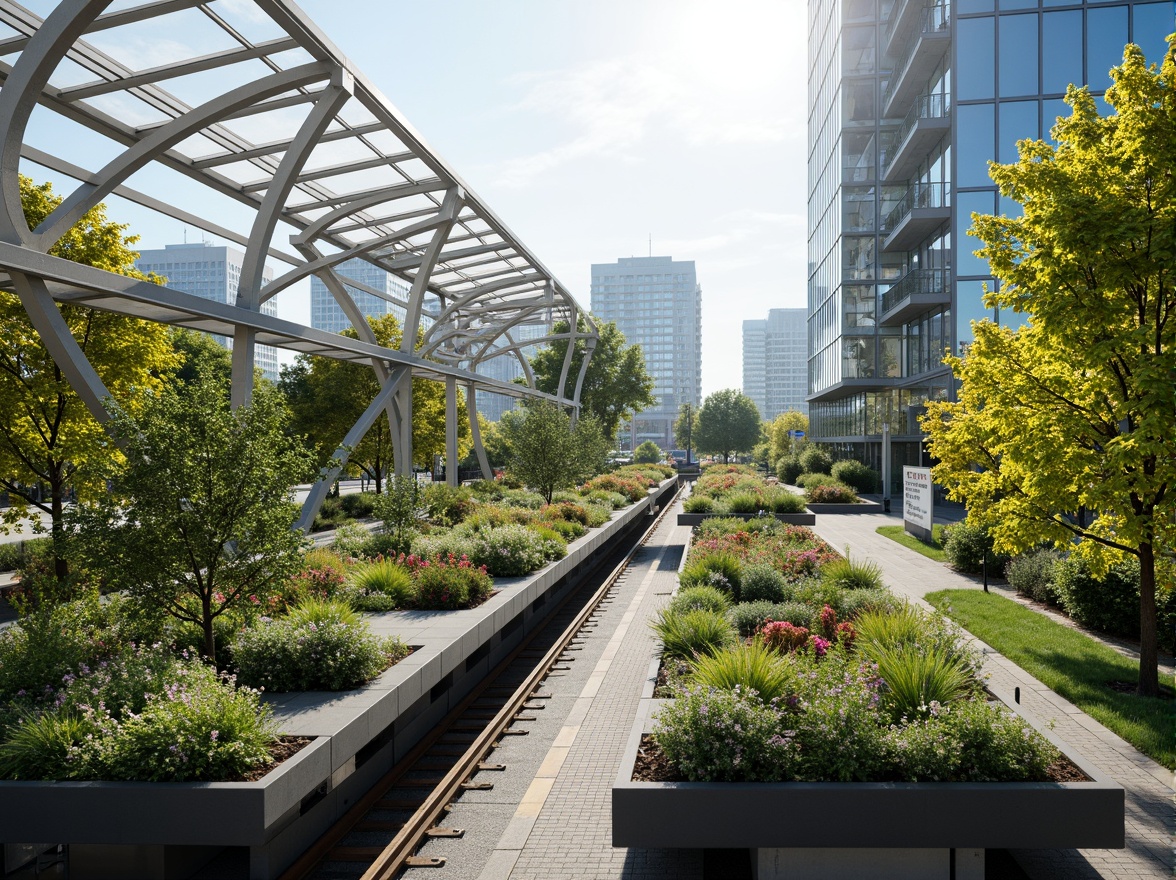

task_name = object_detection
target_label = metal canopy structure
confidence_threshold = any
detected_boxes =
[0,0,597,529]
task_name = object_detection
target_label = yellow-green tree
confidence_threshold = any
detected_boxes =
[0,177,176,581]
[768,410,809,463]
[923,41,1176,696]
[280,314,470,491]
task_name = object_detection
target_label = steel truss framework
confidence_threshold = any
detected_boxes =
[0,0,597,530]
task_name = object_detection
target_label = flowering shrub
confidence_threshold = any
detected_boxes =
[0,651,275,782]
[730,600,811,638]
[463,524,551,577]
[99,664,275,782]
[529,525,570,562]
[232,610,408,692]
[580,473,648,503]
[540,501,592,526]
[806,483,859,504]
[760,620,810,653]
[410,531,477,563]
[653,685,795,782]
[539,518,586,542]
[413,554,493,610]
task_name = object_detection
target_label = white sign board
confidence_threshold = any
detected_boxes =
[902,466,934,542]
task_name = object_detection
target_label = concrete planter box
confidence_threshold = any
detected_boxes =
[0,479,677,880]
[805,499,885,515]
[677,512,816,527]
[613,683,1123,878]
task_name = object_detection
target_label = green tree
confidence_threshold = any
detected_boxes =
[694,390,762,464]
[280,314,470,492]
[768,410,809,462]
[633,440,664,464]
[673,403,699,460]
[169,327,232,390]
[69,375,316,663]
[501,403,607,503]
[923,41,1176,696]
[0,177,177,583]
[529,317,656,440]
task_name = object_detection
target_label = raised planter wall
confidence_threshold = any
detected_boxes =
[613,674,1122,880]
[0,478,678,880]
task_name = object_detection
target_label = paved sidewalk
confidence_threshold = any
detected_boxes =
[475,507,702,880]
[812,510,1176,880]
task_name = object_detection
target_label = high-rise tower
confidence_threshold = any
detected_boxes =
[806,0,1172,490]
[590,256,702,450]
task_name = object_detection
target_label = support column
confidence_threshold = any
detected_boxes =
[466,384,493,480]
[11,273,114,425]
[391,367,413,478]
[445,376,458,487]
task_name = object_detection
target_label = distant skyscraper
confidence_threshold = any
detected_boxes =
[135,242,278,382]
[744,308,807,421]
[309,257,409,334]
[591,256,702,449]
[742,319,767,418]
[806,0,1172,488]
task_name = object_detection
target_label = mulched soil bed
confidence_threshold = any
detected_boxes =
[238,736,314,782]
[632,733,1090,783]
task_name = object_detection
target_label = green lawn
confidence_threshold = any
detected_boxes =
[876,524,947,562]
[925,589,1176,770]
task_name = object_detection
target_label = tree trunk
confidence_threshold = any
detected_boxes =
[48,465,68,585]
[202,592,217,664]
[1137,543,1159,697]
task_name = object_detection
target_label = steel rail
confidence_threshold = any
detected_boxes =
[277,485,679,880]
[361,489,678,879]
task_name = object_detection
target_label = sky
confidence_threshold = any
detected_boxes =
[19,0,810,399]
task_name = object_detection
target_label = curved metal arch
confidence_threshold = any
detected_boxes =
[0,0,599,529]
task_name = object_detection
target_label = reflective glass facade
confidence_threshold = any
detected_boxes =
[136,242,280,382]
[807,0,1175,487]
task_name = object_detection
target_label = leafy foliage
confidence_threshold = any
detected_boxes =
[68,375,316,662]
[923,41,1176,695]
[501,402,608,503]
[1006,548,1063,605]
[668,586,731,616]
[650,608,737,662]
[633,440,664,463]
[693,389,762,463]
[0,177,178,583]
[528,317,655,439]
[232,609,408,692]
[831,460,878,493]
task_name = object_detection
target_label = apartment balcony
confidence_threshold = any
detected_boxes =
[881,3,951,119]
[879,268,950,326]
[882,94,950,183]
[882,0,923,60]
[882,182,950,252]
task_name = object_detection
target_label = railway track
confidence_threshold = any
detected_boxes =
[279,487,680,880]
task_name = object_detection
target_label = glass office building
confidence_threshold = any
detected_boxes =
[806,0,1173,489]
[135,242,279,382]
[310,256,409,334]
[744,308,809,420]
